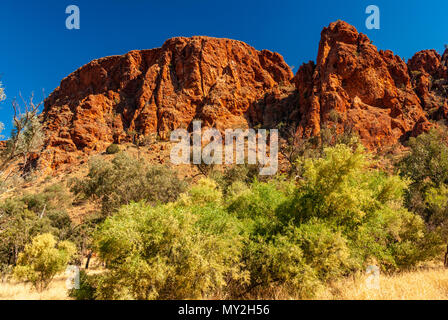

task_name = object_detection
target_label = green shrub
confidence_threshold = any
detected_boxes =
[90,201,246,300]
[226,180,292,236]
[282,144,439,270]
[13,233,76,291]
[68,270,98,300]
[70,153,187,215]
[105,144,120,154]
[241,233,319,299]
[292,221,352,281]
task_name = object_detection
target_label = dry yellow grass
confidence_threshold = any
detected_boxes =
[317,266,448,300]
[2,266,448,300]
[0,275,71,300]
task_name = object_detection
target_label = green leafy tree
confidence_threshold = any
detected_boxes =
[13,233,76,291]
[0,184,77,271]
[397,127,448,263]
[398,128,448,216]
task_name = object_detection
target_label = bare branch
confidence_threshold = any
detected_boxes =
[0,93,44,176]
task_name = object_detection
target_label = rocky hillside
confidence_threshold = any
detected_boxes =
[39,20,448,172]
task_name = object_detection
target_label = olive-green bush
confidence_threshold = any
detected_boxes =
[70,153,187,216]
[105,144,120,155]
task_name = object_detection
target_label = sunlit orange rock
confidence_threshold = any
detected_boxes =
[292,21,430,150]
[41,37,293,170]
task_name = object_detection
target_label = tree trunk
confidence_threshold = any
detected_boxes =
[85,251,93,269]
[444,243,448,268]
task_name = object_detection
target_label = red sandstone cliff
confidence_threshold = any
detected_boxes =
[408,49,448,120]
[39,21,448,171]
[293,21,431,150]
[41,36,295,170]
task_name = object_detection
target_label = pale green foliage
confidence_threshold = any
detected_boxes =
[293,144,372,224]
[292,221,352,281]
[398,127,448,218]
[178,178,222,207]
[92,201,246,300]
[13,233,76,291]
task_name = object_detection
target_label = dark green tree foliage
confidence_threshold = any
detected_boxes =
[398,128,448,217]
[398,127,448,264]
[0,184,76,271]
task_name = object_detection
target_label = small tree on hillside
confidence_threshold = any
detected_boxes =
[13,233,76,292]
[0,93,44,184]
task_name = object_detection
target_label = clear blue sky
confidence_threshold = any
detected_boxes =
[0,0,446,134]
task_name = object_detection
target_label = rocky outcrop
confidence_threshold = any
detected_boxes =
[293,21,431,150]
[41,37,294,170]
[40,21,447,171]
[408,49,448,120]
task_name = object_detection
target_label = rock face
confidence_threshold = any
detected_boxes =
[293,21,431,150]
[408,49,448,120]
[41,37,295,169]
[40,21,447,171]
